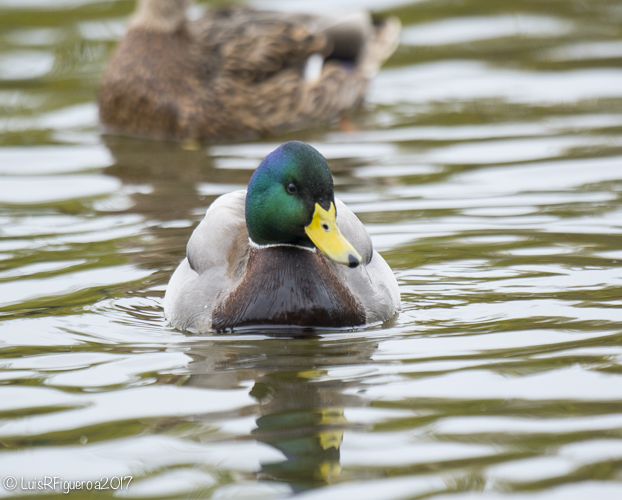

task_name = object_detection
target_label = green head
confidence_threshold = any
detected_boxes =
[245,141,362,268]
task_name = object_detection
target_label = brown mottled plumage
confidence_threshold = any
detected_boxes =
[99,0,400,142]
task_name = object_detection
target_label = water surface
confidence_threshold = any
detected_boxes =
[1,0,622,498]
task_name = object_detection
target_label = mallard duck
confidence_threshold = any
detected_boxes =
[164,141,400,332]
[99,0,400,142]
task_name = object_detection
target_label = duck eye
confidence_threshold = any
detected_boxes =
[286,182,297,195]
[322,223,329,231]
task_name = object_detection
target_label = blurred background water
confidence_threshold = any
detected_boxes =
[1,0,622,498]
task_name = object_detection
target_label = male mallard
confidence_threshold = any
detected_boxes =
[164,141,400,332]
[99,0,400,142]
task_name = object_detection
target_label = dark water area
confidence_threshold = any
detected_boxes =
[1,0,622,498]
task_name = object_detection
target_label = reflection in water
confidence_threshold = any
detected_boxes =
[183,336,377,493]
[252,382,346,491]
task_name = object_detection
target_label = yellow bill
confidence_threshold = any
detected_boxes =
[304,202,362,268]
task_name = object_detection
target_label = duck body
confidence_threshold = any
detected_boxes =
[164,142,400,333]
[99,0,400,142]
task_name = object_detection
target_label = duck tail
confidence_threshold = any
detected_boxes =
[315,11,400,77]
[360,16,401,79]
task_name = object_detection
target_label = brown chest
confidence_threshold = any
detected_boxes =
[212,246,365,332]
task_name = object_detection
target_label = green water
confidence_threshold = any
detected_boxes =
[1,0,622,498]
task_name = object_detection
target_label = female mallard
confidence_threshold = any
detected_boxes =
[164,141,400,332]
[99,0,400,142]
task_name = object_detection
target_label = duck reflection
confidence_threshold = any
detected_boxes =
[181,333,378,492]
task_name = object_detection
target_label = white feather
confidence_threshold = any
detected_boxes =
[304,53,324,83]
